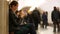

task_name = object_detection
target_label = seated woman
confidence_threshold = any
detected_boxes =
[9,1,36,34]
[16,9,36,34]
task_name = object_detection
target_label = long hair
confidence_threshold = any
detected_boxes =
[9,1,18,8]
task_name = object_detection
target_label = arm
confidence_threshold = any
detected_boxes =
[9,11,20,26]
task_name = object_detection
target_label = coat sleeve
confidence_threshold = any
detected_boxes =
[9,11,20,26]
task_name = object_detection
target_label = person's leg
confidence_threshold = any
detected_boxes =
[59,23,60,32]
[57,23,60,32]
[27,23,36,34]
[45,21,48,29]
[34,22,38,30]
[36,21,39,30]
[9,28,14,34]
[15,27,29,34]
[42,21,44,28]
[53,23,56,32]
[9,32,14,34]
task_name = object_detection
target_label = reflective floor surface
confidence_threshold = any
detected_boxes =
[37,24,60,34]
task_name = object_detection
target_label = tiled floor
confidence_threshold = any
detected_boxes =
[37,24,60,34]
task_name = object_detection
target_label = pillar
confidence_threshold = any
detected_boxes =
[0,0,9,34]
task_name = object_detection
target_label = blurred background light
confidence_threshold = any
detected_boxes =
[18,0,46,11]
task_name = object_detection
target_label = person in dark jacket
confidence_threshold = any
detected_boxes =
[56,7,60,32]
[42,12,48,29]
[9,1,19,34]
[51,6,60,32]
[9,1,36,34]
[31,8,41,30]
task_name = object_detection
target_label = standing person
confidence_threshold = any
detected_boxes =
[9,1,18,34]
[46,11,48,26]
[42,12,48,29]
[56,7,60,32]
[51,6,60,32]
[31,7,41,30]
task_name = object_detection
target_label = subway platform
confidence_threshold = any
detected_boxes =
[36,24,60,34]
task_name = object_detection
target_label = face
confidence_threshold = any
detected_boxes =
[22,10,26,16]
[12,4,18,11]
[17,12,20,16]
[20,10,25,18]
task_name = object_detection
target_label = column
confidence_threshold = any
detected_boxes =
[0,0,9,34]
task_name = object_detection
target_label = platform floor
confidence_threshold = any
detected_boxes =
[37,24,60,34]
